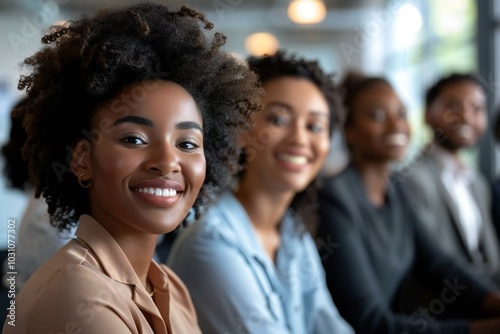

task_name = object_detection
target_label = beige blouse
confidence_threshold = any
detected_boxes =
[3,215,201,334]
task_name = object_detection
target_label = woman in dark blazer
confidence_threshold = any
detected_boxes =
[316,71,500,334]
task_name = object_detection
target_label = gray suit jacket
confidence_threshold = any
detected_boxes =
[402,145,500,286]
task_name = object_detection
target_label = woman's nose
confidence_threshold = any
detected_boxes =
[288,119,308,145]
[144,142,180,176]
[386,114,407,132]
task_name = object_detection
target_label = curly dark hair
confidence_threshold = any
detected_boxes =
[246,50,342,230]
[247,50,344,133]
[1,97,32,191]
[339,70,392,127]
[425,72,484,108]
[15,2,262,231]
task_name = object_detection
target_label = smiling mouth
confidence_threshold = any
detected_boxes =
[384,133,408,146]
[135,187,178,197]
[277,153,308,166]
[457,125,473,139]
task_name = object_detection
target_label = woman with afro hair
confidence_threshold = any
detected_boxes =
[168,50,354,334]
[3,2,262,333]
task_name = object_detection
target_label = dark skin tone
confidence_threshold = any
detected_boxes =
[234,76,331,262]
[346,81,500,333]
[426,80,487,159]
[234,187,292,262]
[71,81,205,293]
[345,82,410,207]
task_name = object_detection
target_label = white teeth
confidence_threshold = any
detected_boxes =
[384,133,408,146]
[136,188,177,197]
[277,153,308,165]
[162,189,176,197]
[457,125,472,139]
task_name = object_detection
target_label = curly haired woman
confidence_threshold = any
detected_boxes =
[167,50,354,334]
[3,2,261,333]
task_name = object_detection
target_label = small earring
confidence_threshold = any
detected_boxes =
[78,173,92,189]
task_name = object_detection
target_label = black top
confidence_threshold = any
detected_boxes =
[316,164,495,334]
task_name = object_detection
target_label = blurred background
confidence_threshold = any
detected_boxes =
[0,0,498,248]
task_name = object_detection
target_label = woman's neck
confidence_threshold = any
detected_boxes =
[351,156,392,207]
[95,217,158,288]
[234,178,294,231]
[233,176,296,263]
[117,234,158,285]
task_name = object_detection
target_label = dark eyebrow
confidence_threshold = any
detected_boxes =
[113,117,202,132]
[310,111,330,118]
[265,102,293,113]
[267,102,329,118]
[176,121,202,132]
[113,116,152,127]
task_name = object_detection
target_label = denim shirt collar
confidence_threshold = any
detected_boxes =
[215,191,298,270]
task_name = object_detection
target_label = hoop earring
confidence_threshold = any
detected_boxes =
[78,173,92,189]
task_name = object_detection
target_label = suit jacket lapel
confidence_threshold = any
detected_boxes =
[468,177,487,228]
[468,175,500,269]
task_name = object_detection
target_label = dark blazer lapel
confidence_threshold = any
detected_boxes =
[469,176,500,268]
[468,177,488,230]
[468,175,488,227]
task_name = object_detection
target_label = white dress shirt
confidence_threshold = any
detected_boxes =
[435,147,483,253]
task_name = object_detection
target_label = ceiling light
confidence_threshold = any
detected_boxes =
[395,3,422,36]
[288,0,327,25]
[245,33,279,56]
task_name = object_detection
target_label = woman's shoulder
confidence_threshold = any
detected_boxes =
[27,262,111,293]
[167,193,258,271]
[167,208,242,271]
[16,260,119,325]
[320,165,360,199]
[15,259,146,333]
[17,238,108,297]
[176,192,248,245]
[322,164,354,185]
[318,165,365,217]
[23,243,111,289]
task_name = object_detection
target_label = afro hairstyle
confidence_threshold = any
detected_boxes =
[15,2,263,231]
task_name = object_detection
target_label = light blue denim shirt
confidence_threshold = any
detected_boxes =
[167,191,354,334]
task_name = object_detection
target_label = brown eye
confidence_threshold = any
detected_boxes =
[177,141,199,150]
[268,114,289,126]
[447,101,462,112]
[121,135,147,145]
[472,104,485,114]
[370,108,386,122]
[308,123,324,133]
